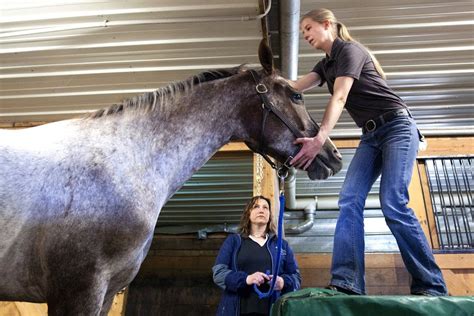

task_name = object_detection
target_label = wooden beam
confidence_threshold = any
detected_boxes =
[258,0,270,43]
[434,253,474,269]
[417,161,440,249]
[332,139,360,148]
[295,253,474,270]
[408,161,434,248]
[219,142,250,152]
[0,302,47,315]
[4,127,471,157]
[253,154,278,225]
[332,136,474,157]
[108,290,128,316]
[0,121,49,129]
[441,269,474,296]
[0,292,127,316]
[295,253,407,269]
[418,136,474,157]
[0,122,14,128]
[219,138,364,152]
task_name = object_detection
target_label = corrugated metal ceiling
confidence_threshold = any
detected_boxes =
[0,0,262,122]
[1,0,473,136]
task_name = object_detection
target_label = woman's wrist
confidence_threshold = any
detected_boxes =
[312,132,326,147]
[316,126,329,142]
[245,275,251,285]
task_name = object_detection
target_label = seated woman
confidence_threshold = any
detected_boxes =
[212,195,301,316]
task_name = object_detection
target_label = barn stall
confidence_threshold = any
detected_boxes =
[0,0,473,315]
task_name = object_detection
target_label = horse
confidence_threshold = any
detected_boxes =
[0,40,342,315]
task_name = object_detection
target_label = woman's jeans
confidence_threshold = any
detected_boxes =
[330,116,448,296]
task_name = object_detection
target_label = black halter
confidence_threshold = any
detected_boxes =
[248,69,304,177]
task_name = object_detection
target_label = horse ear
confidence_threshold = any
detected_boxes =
[258,39,274,74]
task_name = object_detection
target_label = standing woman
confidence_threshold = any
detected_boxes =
[291,8,447,296]
[212,196,301,316]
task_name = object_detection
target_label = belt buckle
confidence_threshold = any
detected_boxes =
[365,119,376,132]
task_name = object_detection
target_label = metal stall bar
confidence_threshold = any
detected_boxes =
[425,156,473,251]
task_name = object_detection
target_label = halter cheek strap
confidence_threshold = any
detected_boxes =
[248,69,303,172]
[249,70,305,139]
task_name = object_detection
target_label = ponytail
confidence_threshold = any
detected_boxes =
[366,51,386,80]
[335,22,353,42]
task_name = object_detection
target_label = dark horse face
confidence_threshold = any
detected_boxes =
[243,40,342,180]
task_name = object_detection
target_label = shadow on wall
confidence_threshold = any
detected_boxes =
[126,274,221,316]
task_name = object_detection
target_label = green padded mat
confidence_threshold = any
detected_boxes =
[271,288,474,316]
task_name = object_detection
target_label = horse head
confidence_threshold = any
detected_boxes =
[241,40,342,180]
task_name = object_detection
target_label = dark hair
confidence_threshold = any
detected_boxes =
[238,195,277,237]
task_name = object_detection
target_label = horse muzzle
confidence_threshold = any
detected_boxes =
[306,153,343,180]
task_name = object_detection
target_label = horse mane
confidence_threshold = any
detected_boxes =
[86,65,247,119]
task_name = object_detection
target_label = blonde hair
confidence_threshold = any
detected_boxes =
[238,196,277,237]
[301,8,386,79]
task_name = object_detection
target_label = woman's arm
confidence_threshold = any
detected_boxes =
[212,236,248,292]
[291,76,355,170]
[291,72,321,92]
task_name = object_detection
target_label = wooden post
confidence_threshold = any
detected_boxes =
[416,161,440,249]
[408,161,434,248]
[0,292,127,316]
[108,289,128,316]
[253,154,278,225]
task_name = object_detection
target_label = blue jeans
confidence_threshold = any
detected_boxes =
[330,115,447,296]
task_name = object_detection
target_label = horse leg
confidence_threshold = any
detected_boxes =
[99,292,118,316]
[48,285,106,316]
[46,275,107,316]
[99,272,138,315]
[48,291,105,316]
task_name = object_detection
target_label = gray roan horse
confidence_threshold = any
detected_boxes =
[0,41,342,315]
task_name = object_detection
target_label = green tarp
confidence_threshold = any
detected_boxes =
[271,288,474,316]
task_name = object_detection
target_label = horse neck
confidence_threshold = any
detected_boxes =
[159,78,256,196]
[109,75,255,204]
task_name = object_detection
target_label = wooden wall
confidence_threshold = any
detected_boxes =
[124,234,474,315]
[125,235,224,316]
[124,136,474,314]
[0,293,126,316]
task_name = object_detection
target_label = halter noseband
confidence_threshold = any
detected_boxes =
[248,69,303,177]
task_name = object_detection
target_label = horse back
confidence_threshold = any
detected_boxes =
[0,120,155,302]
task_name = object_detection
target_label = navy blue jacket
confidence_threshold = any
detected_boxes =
[212,233,301,316]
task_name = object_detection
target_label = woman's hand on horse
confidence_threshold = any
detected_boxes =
[246,271,270,286]
[290,136,324,170]
[269,275,285,291]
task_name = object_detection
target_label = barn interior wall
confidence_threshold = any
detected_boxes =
[1,133,472,315]
[125,136,473,313]
[124,234,474,315]
[2,0,473,313]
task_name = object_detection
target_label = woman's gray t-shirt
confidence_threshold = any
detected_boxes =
[312,37,407,127]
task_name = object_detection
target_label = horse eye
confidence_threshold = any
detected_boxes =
[291,93,303,103]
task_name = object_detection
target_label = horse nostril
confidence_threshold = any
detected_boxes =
[334,149,342,160]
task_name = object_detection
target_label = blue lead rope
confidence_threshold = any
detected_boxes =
[253,193,285,299]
